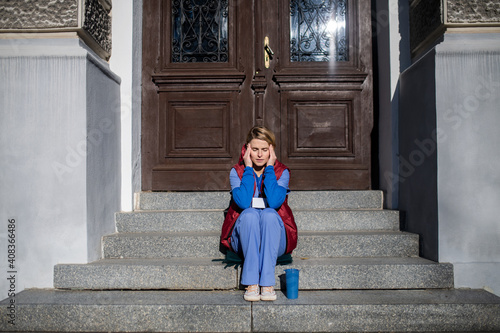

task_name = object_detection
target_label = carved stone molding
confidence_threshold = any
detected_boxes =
[0,0,79,29]
[82,0,112,56]
[410,0,500,58]
[0,0,112,60]
[447,0,500,24]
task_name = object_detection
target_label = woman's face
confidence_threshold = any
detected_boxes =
[248,139,270,168]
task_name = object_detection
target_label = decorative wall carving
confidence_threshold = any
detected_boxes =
[409,0,500,57]
[83,0,112,54]
[447,0,500,23]
[0,0,78,29]
[0,0,112,59]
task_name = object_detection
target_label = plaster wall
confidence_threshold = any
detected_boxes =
[399,50,439,261]
[399,33,500,296]
[86,56,121,260]
[109,0,134,211]
[435,33,500,295]
[0,38,120,292]
[375,0,410,209]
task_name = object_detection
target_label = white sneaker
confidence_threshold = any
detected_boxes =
[260,286,277,301]
[244,284,260,302]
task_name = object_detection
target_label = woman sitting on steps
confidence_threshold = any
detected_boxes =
[220,126,297,301]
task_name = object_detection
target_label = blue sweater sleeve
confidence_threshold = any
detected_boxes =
[230,167,254,209]
[263,166,289,209]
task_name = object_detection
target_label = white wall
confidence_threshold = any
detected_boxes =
[375,0,410,209]
[110,0,134,211]
[399,32,500,296]
[0,38,121,292]
[436,33,500,295]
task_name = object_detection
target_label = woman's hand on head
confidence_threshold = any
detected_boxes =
[243,143,252,167]
[267,144,277,167]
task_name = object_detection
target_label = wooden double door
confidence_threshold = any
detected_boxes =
[142,0,373,191]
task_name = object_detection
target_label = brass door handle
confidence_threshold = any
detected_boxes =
[264,36,273,68]
[264,45,274,58]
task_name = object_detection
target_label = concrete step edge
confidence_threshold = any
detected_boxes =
[136,191,384,210]
[115,209,400,233]
[2,289,499,332]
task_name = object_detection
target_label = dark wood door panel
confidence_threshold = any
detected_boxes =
[281,89,371,190]
[142,0,373,191]
[151,89,242,191]
[290,99,354,155]
[296,104,349,149]
[160,92,235,158]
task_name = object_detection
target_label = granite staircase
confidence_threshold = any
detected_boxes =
[2,191,500,332]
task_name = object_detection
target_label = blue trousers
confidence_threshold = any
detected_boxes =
[231,208,287,286]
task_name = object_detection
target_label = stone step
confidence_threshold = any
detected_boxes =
[55,258,238,290]
[294,209,399,231]
[102,231,224,259]
[53,257,453,290]
[115,209,400,233]
[102,231,419,259]
[293,231,419,258]
[280,257,454,290]
[136,191,231,211]
[253,289,500,333]
[136,190,383,211]
[116,210,224,233]
[2,289,499,332]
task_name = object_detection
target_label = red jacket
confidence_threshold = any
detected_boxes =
[220,149,297,254]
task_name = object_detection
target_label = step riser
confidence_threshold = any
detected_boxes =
[289,191,383,210]
[0,293,250,333]
[54,262,454,290]
[294,233,419,258]
[116,210,400,233]
[102,233,419,259]
[54,263,239,290]
[277,262,454,290]
[136,191,384,211]
[103,235,224,259]
[136,192,231,211]
[3,290,499,333]
[253,303,500,333]
[116,211,223,233]
[294,210,399,231]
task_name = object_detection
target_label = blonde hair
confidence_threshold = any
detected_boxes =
[246,126,276,147]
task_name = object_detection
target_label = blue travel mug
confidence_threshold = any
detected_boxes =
[284,268,299,299]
